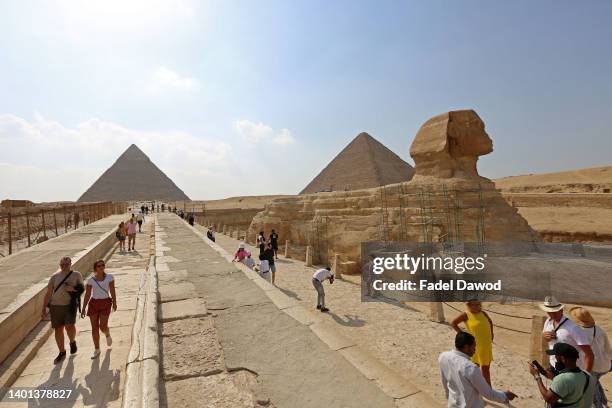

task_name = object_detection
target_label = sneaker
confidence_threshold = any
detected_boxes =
[91,349,101,359]
[320,307,329,313]
[54,351,66,364]
[316,305,322,310]
[69,341,77,354]
[106,335,113,347]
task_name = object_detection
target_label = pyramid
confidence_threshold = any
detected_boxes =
[300,132,415,194]
[78,144,190,202]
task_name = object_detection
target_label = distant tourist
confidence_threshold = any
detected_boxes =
[451,300,494,385]
[188,213,195,226]
[83,211,90,225]
[540,296,594,373]
[257,254,271,282]
[312,267,333,312]
[232,243,249,263]
[262,242,276,284]
[73,211,80,229]
[127,217,137,251]
[244,253,255,270]
[439,332,516,407]
[257,231,266,256]
[140,205,145,214]
[528,342,595,407]
[207,227,216,242]
[116,222,127,252]
[269,229,279,259]
[161,203,165,212]
[136,211,144,232]
[570,306,612,407]
[41,257,85,364]
[81,259,116,359]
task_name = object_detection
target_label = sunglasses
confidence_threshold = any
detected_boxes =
[95,263,106,268]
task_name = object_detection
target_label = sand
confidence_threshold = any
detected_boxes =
[495,165,612,193]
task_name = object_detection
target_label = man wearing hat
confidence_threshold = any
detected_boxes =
[529,343,595,407]
[540,296,594,373]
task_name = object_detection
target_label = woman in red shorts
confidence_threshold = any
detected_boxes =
[81,259,117,359]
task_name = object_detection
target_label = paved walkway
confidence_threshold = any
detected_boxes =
[0,215,127,312]
[156,214,395,408]
[0,219,152,407]
[206,228,553,408]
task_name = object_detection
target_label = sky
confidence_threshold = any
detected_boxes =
[1,0,611,202]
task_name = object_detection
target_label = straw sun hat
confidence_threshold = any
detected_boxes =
[569,307,595,328]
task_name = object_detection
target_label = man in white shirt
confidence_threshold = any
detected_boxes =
[312,267,334,312]
[439,332,517,408]
[540,296,594,373]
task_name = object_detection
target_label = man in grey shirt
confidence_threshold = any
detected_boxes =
[41,256,84,364]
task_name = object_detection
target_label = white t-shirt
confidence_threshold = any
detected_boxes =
[579,325,612,373]
[87,274,114,300]
[544,316,590,369]
[313,268,332,282]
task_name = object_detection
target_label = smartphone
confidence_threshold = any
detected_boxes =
[532,360,547,376]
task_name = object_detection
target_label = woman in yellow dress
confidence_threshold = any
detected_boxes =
[451,299,494,385]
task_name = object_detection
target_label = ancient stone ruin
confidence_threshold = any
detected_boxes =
[248,110,537,274]
[78,144,189,202]
[300,132,415,194]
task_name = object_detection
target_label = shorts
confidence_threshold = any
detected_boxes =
[272,242,278,250]
[87,298,112,317]
[118,236,126,242]
[137,221,143,226]
[270,264,276,273]
[128,233,136,238]
[49,304,77,328]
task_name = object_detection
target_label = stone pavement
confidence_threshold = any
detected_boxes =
[206,229,550,408]
[155,213,396,408]
[0,214,128,312]
[0,219,152,407]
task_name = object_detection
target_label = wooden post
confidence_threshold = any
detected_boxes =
[305,245,313,266]
[53,208,59,236]
[530,315,547,364]
[41,209,46,238]
[7,210,12,255]
[26,211,31,247]
[284,240,290,258]
[63,206,68,232]
[429,302,445,323]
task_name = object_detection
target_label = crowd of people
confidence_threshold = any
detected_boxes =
[440,296,611,408]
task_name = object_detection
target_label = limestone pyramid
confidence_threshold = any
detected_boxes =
[78,144,190,202]
[300,132,415,194]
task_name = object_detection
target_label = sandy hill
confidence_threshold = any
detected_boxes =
[78,144,189,202]
[189,195,292,210]
[300,132,415,194]
[494,165,612,193]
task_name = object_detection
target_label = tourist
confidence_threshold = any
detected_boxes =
[257,231,266,256]
[81,259,116,359]
[451,299,494,385]
[161,203,165,212]
[540,296,594,373]
[528,342,595,407]
[140,204,145,214]
[439,332,517,408]
[83,211,90,225]
[127,217,137,251]
[244,253,255,270]
[73,211,80,229]
[41,257,85,364]
[136,211,144,232]
[262,242,276,284]
[188,213,195,226]
[207,227,216,242]
[116,222,126,252]
[569,306,612,407]
[258,254,271,282]
[232,243,250,263]
[312,267,334,312]
[269,229,279,259]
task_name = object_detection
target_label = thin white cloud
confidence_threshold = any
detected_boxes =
[147,66,200,94]
[234,119,295,145]
[0,113,233,201]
